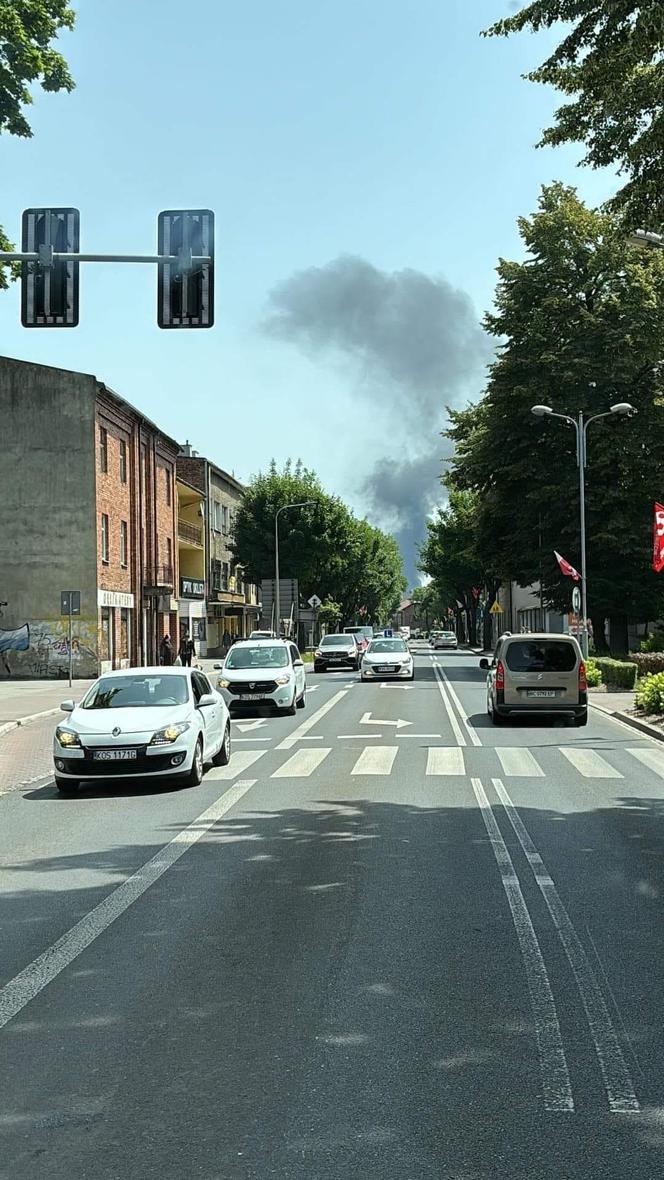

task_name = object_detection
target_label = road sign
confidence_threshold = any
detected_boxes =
[489,601,503,615]
[572,586,581,613]
[157,209,214,328]
[307,594,322,609]
[383,628,393,637]
[61,591,81,616]
[22,208,80,327]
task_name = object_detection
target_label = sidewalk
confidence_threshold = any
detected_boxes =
[0,679,94,737]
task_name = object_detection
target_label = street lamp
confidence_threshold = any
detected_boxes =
[274,501,315,637]
[531,401,636,657]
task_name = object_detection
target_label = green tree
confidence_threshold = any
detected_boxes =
[318,600,342,630]
[447,183,664,653]
[0,0,76,288]
[231,460,406,626]
[419,488,489,645]
[485,2,664,229]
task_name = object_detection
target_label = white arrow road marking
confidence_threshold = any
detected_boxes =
[360,712,411,729]
[235,718,268,732]
[379,683,412,690]
[0,778,258,1031]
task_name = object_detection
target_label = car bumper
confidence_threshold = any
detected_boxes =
[496,703,586,717]
[361,665,413,679]
[53,741,194,779]
[220,687,295,709]
[313,657,357,669]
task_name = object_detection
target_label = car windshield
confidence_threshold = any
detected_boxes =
[225,645,289,669]
[505,640,577,673]
[321,635,353,646]
[442,632,456,638]
[82,675,189,708]
[368,639,407,653]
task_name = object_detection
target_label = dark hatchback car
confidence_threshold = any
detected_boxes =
[313,633,361,672]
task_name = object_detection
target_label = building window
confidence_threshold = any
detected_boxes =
[166,536,172,576]
[222,505,229,535]
[212,501,222,532]
[222,561,230,591]
[119,608,131,662]
[100,426,108,473]
[119,439,127,484]
[100,607,112,663]
[120,520,128,568]
[211,559,222,591]
[165,468,171,506]
[101,513,110,564]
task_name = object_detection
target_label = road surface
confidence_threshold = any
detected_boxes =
[1,644,664,1177]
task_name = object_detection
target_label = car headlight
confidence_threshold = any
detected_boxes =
[314,650,322,657]
[150,721,191,746]
[55,726,81,748]
[275,675,291,686]
[218,678,232,689]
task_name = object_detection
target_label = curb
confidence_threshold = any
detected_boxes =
[589,698,664,743]
[0,706,62,740]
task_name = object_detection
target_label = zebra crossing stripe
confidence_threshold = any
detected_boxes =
[559,748,623,779]
[496,748,545,777]
[626,747,664,779]
[426,747,465,775]
[351,746,398,775]
[207,750,266,780]
[271,749,331,778]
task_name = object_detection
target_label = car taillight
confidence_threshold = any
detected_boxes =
[579,661,587,692]
[495,659,505,689]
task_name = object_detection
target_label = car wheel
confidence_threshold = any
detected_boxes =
[573,710,588,728]
[184,737,204,787]
[409,671,415,681]
[490,697,506,726]
[212,723,231,766]
[280,692,297,716]
[55,776,79,795]
[296,687,306,709]
[314,664,325,674]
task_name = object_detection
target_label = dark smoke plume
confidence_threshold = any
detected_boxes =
[264,255,490,583]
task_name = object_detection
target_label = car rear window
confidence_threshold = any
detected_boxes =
[505,640,577,673]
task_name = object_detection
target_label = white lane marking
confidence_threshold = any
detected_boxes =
[0,779,257,1031]
[559,748,622,779]
[433,665,466,747]
[207,750,265,780]
[470,776,573,1113]
[234,737,271,743]
[398,733,441,738]
[235,718,267,732]
[277,689,349,750]
[626,747,664,779]
[426,747,465,775]
[437,664,481,747]
[496,748,545,778]
[379,683,411,689]
[351,746,398,776]
[271,748,331,778]
[493,778,639,1113]
[360,711,411,729]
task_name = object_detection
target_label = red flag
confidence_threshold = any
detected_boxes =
[653,504,664,573]
[554,550,580,581]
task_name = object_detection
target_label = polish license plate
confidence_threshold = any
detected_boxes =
[242,693,265,701]
[377,665,395,673]
[93,749,138,761]
[527,690,556,698]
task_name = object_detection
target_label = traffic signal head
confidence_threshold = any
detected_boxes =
[21,208,79,327]
[157,209,214,329]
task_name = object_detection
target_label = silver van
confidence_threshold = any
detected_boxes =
[480,633,587,726]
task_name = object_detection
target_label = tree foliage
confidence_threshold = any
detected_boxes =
[447,183,664,642]
[231,460,406,626]
[485,2,664,229]
[0,0,76,288]
[418,488,489,644]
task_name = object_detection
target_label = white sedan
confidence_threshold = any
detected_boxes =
[52,667,231,794]
[360,637,414,681]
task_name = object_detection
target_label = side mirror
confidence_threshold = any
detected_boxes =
[212,663,223,671]
[293,659,304,667]
[479,658,489,670]
[60,700,75,712]
[197,693,216,708]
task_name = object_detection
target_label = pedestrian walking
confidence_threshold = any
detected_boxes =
[159,634,175,666]
[179,632,195,667]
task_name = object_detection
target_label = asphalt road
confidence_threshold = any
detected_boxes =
[2,645,664,1177]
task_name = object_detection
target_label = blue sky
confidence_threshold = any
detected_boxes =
[0,0,617,581]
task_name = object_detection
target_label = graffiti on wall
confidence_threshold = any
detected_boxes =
[0,619,98,678]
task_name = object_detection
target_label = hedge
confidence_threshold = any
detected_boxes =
[585,658,602,687]
[593,658,638,690]
[635,672,664,714]
[627,651,664,677]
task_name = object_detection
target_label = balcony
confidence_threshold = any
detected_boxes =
[178,517,203,547]
[143,565,174,594]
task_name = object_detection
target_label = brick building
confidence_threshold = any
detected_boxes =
[0,356,178,678]
[177,447,260,656]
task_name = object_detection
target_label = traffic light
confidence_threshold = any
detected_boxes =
[157,209,214,329]
[21,208,79,327]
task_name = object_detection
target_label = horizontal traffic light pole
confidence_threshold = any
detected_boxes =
[0,250,211,267]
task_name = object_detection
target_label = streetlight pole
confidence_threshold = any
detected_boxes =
[531,402,636,658]
[274,501,315,638]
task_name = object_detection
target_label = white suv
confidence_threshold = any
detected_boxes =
[216,639,306,715]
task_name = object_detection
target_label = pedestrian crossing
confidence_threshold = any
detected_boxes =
[212,743,664,783]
